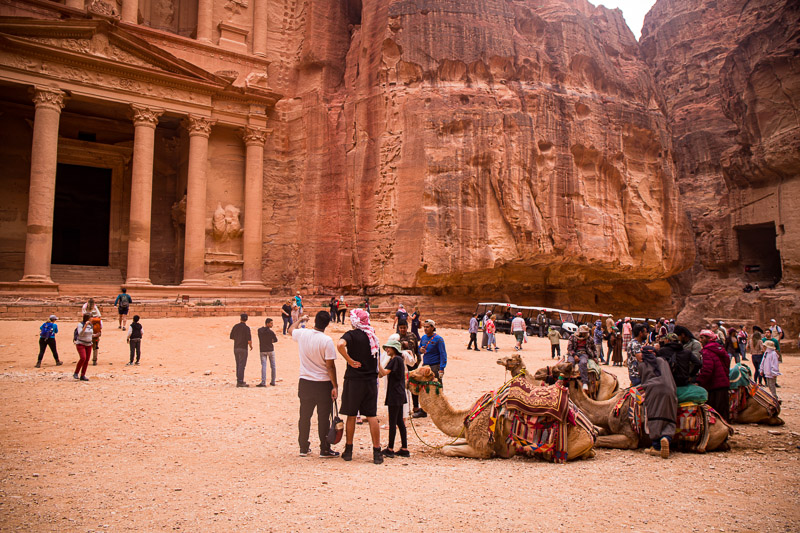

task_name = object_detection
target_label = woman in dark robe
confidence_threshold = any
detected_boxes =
[610,326,623,366]
[638,346,677,459]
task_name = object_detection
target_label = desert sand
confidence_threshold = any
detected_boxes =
[1,315,798,532]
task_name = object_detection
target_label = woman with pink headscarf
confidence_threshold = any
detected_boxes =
[336,308,384,464]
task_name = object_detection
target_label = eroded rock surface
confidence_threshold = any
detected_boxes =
[264,0,693,311]
[641,0,800,330]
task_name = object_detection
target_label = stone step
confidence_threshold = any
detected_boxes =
[50,265,124,285]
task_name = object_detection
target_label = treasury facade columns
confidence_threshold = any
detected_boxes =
[252,0,267,56]
[121,0,138,24]
[181,115,215,286]
[126,104,163,286]
[241,126,268,286]
[197,0,213,43]
[21,88,65,283]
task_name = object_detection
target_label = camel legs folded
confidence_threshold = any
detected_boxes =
[441,442,494,459]
[595,434,641,449]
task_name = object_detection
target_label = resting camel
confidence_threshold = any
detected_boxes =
[730,391,784,426]
[533,363,733,452]
[406,365,596,461]
[497,353,619,401]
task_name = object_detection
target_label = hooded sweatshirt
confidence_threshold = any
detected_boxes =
[696,341,730,390]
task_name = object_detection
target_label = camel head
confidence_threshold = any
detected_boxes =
[496,353,526,376]
[407,365,442,395]
[532,363,574,385]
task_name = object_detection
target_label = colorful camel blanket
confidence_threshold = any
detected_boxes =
[749,380,781,417]
[612,387,645,435]
[504,377,569,421]
[729,364,752,390]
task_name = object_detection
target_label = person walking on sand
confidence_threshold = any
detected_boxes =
[393,304,409,333]
[410,306,421,340]
[290,311,340,458]
[36,314,62,368]
[230,313,252,387]
[281,300,293,334]
[126,315,143,365]
[257,318,279,387]
[337,308,383,464]
[329,296,338,323]
[337,296,348,324]
[511,312,526,351]
[481,310,492,349]
[73,313,93,381]
[467,313,480,351]
[90,309,103,366]
[113,288,132,330]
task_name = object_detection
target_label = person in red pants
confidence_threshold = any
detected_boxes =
[74,313,93,381]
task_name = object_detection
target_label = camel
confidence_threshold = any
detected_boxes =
[533,363,733,452]
[497,353,619,401]
[406,365,596,461]
[730,390,784,425]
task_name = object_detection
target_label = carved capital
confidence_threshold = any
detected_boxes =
[130,104,164,128]
[241,126,270,146]
[32,87,65,112]
[184,115,216,137]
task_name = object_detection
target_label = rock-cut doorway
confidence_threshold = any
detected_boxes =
[51,163,112,266]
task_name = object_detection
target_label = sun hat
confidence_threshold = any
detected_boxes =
[382,338,403,354]
[764,340,776,350]
[578,324,590,334]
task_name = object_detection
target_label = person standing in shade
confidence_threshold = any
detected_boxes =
[548,326,561,359]
[257,318,278,387]
[537,310,547,338]
[337,309,383,464]
[412,319,447,419]
[229,313,252,387]
[290,311,339,458]
[467,313,479,351]
[627,324,647,386]
[73,313,93,381]
[114,288,132,330]
[593,320,605,364]
[281,300,293,335]
[126,315,143,365]
[410,306,421,340]
[36,314,62,368]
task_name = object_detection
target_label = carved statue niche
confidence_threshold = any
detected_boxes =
[209,203,243,252]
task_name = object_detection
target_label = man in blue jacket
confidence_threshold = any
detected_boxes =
[413,319,447,418]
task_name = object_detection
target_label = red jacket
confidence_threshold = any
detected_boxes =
[696,341,730,390]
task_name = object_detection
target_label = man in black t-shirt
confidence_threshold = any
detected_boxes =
[229,313,252,387]
[337,308,383,464]
[257,318,279,387]
[280,301,293,335]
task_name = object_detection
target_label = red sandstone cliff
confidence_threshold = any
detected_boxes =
[641,0,800,329]
[263,0,693,311]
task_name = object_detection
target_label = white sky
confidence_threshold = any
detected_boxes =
[594,1,658,39]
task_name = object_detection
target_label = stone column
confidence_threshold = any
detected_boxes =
[181,115,215,286]
[241,126,268,286]
[121,0,138,24]
[21,88,65,283]
[252,0,267,57]
[65,0,85,9]
[197,0,213,43]
[126,104,163,285]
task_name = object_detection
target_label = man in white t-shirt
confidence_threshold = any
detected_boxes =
[290,311,339,458]
[511,312,526,351]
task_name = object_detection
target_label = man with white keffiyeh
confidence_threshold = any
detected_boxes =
[336,308,384,464]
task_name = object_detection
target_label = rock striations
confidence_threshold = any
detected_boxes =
[263,0,693,312]
[641,0,800,330]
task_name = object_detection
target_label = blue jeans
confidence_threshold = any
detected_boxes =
[260,351,276,385]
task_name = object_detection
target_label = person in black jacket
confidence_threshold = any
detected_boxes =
[657,333,702,387]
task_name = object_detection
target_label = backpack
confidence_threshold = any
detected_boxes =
[91,317,102,336]
[40,322,54,338]
[73,326,79,344]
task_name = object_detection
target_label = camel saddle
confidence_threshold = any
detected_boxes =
[505,376,569,422]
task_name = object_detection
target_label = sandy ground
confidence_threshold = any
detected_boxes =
[1,314,799,532]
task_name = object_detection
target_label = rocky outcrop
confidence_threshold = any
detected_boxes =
[641,0,800,332]
[263,0,693,312]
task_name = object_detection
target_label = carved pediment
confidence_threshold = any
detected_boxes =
[0,19,224,86]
